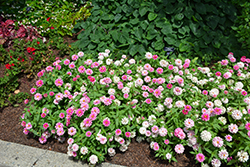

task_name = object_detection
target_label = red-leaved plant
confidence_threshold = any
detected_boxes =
[0,16,42,47]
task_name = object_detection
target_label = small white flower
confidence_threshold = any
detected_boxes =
[166,153,172,159]
[142,121,150,128]
[200,130,211,142]
[129,59,136,64]
[80,146,88,155]
[121,117,129,125]
[139,127,147,134]
[218,117,227,125]
[89,155,98,165]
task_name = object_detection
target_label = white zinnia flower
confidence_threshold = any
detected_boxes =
[214,100,222,107]
[80,146,88,155]
[129,59,136,64]
[218,117,227,125]
[89,155,98,165]
[232,110,243,120]
[200,130,211,142]
[139,127,147,134]
[108,88,115,95]
[121,117,129,125]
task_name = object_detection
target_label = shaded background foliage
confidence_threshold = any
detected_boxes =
[72,0,249,64]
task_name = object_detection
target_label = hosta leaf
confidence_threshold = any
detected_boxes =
[195,3,206,15]
[114,14,122,22]
[129,44,138,56]
[207,15,220,30]
[161,23,172,35]
[148,12,158,21]
[183,7,194,19]
[164,37,175,45]
[139,6,148,17]
[175,13,184,20]
[154,38,164,50]
[138,45,146,55]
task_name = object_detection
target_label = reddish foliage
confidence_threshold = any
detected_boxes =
[0,18,42,47]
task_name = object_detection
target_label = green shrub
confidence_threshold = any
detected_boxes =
[231,0,250,53]
[72,0,247,64]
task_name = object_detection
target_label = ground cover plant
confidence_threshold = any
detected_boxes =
[72,0,249,64]
[20,50,250,166]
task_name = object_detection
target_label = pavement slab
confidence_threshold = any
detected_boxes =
[0,140,126,167]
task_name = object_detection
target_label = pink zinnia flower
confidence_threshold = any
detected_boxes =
[242,91,248,96]
[214,107,222,115]
[142,92,149,98]
[201,113,210,121]
[175,144,185,154]
[245,123,250,130]
[78,66,85,73]
[202,90,208,95]
[83,118,92,127]
[153,143,159,151]
[125,132,131,138]
[55,122,64,129]
[164,139,169,145]
[36,80,44,87]
[145,98,152,104]
[153,55,158,60]
[122,75,127,80]
[225,135,232,142]
[49,91,54,96]
[124,93,129,99]
[86,69,93,75]
[55,78,63,87]
[68,127,77,136]
[69,63,75,69]
[39,136,47,144]
[41,113,46,118]
[34,93,42,101]
[233,65,239,70]
[23,128,29,135]
[57,128,65,136]
[21,121,26,127]
[72,54,78,61]
[64,59,70,65]
[103,118,110,127]
[184,105,192,111]
[167,83,172,89]
[59,113,65,119]
[115,129,122,136]
[75,109,84,117]
[168,65,174,70]
[196,153,205,163]
[43,123,49,129]
[224,90,228,95]
[30,88,36,94]
[93,100,100,105]
[127,69,132,74]
[86,131,92,137]
[67,138,74,145]
[89,113,97,120]
[99,66,107,73]
[100,137,107,144]
[215,71,221,77]
[156,67,163,74]
[152,125,159,133]
[182,109,189,115]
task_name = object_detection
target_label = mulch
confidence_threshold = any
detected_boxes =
[0,35,202,167]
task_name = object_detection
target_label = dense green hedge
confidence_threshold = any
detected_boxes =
[72,0,248,64]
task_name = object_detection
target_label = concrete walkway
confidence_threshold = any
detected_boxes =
[0,140,126,167]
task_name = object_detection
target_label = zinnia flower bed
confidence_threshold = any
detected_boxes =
[20,50,250,167]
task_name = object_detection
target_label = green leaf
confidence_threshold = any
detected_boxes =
[139,6,148,17]
[130,18,139,25]
[175,13,184,20]
[110,30,118,42]
[161,23,172,35]
[207,15,220,30]
[148,12,157,21]
[134,27,143,39]
[146,28,158,40]
[183,7,194,19]
[179,42,191,52]
[138,45,146,55]
[140,20,149,30]
[178,27,186,35]
[133,10,139,18]
[164,37,175,45]
[189,22,198,35]
[195,3,206,15]
[114,14,122,22]
[154,38,164,50]
[129,44,138,56]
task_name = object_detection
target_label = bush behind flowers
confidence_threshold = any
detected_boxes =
[21,50,250,166]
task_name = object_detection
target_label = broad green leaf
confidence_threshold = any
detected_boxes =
[178,27,186,35]
[207,15,220,30]
[110,30,118,42]
[129,44,138,56]
[154,38,164,50]
[189,22,198,34]
[134,27,143,39]
[161,23,172,35]
[138,45,146,55]
[139,6,148,17]
[179,42,191,52]
[140,20,149,30]
[175,13,184,20]
[130,18,139,25]
[195,3,206,15]
[133,10,139,18]
[148,12,157,21]
[164,37,175,45]
[183,7,194,19]
[114,14,122,22]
